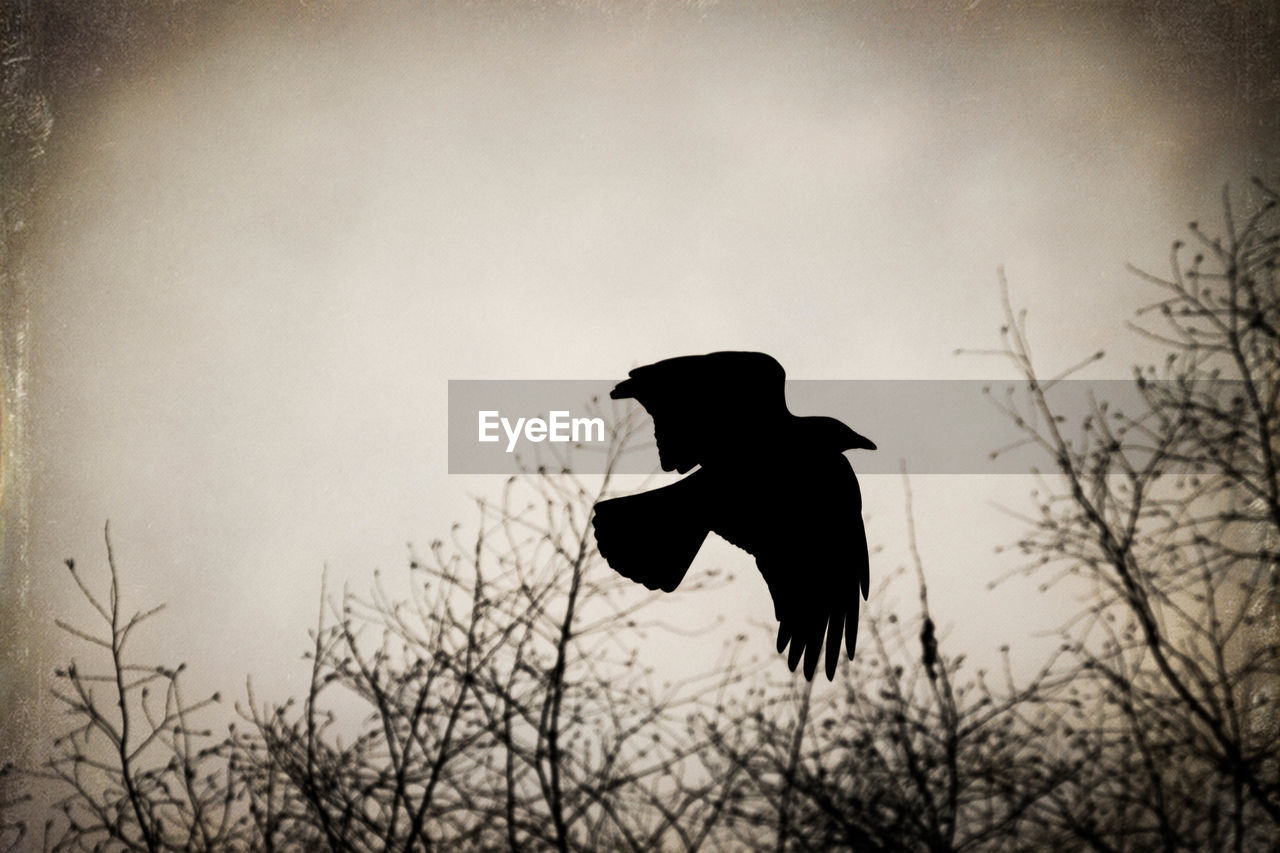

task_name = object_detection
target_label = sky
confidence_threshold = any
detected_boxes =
[5,0,1278,763]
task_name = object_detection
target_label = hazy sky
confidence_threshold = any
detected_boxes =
[8,1,1278,756]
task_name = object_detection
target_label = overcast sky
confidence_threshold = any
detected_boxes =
[8,0,1278,755]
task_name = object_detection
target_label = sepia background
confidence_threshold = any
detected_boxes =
[3,0,1277,794]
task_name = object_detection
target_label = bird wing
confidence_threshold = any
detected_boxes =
[610,351,787,473]
[711,454,868,681]
[592,472,711,593]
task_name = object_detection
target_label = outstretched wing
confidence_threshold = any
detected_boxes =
[593,472,711,593]
[712,454,869,681]
[610,351,787,473]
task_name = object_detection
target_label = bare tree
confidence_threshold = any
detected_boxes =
[227,404,752,852]
[984,180,1279,850]
[21,399,1078,852]
[11,407,753,851]
[701,470,1074,853]
[22,525,243,852]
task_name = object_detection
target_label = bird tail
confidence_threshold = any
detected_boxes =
[592,476,710,593]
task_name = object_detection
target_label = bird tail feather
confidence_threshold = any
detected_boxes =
[592,479,709,593]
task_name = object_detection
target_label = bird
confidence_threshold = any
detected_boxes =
[591,351,875,681]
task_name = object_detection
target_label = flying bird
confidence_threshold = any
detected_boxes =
[591,351,875,681]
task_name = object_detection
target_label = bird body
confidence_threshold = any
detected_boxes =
[592,351,875,680]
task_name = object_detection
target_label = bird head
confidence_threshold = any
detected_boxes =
[805,416,877,452]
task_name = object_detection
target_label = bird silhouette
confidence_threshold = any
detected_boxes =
[591,351,875,681]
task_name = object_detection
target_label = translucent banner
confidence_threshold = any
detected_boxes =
[447,379,1212,475]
